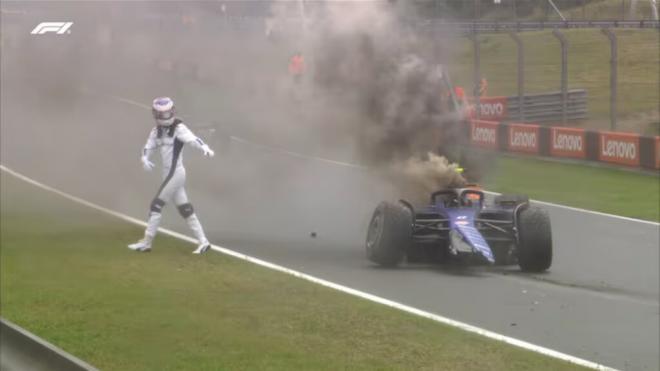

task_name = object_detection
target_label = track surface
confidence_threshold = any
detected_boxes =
[2,74,659,371]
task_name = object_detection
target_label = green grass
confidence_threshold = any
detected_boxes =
[474,0,658,21]
[0,174,586,371]
[448,28,659,133]
[559,0,660,21]
[482,156,660,221]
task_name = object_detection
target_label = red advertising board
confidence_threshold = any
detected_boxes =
[550,127,586,159]
[655,136,660,169]
[598,132,640,167]
[468,97,508,121]
[508,123,539,154]
[470,120,499,149]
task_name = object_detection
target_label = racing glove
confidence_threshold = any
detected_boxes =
[141,156,155,171]
[201,145,215,158]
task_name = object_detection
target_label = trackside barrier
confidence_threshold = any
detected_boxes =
[469,90,588,123]
[550,127,587,159]
[508,123,540,154]
[468,120,660,170]
[0,318,98,371]
[469,120,500,150]
[656,137,660,170]
[599,131,640,167]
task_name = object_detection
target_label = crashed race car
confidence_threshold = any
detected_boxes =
[365,186,552,272]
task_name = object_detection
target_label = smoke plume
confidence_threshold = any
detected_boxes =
[294,1,467,199]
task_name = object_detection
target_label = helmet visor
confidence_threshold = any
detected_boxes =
[152,108,174,121]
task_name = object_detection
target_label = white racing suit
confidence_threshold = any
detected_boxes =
[140,119,210,246]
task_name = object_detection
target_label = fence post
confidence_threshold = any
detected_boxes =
[512,0,518,22]
[509,32,525,122]
[601,28,618,131]
[552,29,568,125]
[621,0,627,20]
[470,34,481,120]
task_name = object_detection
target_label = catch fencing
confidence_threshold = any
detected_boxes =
[426,20,660,33]
[468,119,660,169]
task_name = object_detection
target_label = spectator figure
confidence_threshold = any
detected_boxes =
[289,52,305,84]
[479,78,488,97]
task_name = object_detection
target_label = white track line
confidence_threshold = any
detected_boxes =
[87,89,658,227]
[82,88,365,171]
[0,164,616,371]
[228,135,367,170]
[482,191,659,226]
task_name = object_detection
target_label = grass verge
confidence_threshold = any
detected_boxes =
[482,155,659,222]
[448,28,659,134]
[0,173,587,371]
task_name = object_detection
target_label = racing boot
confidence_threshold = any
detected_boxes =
[128,237,152,252]
[193,243,211,255]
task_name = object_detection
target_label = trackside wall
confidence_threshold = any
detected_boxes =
[467,120,660,170]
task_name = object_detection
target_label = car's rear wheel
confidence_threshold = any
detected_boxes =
[366,202,412,267]
[516,206,552,272]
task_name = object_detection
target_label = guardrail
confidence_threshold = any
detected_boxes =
[467,119,660,170]
[470,89,588,124]
[0,318,98,371]
[422,20,660,33]
[507,89,588,123]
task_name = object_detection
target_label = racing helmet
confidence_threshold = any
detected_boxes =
[152,97,175,126]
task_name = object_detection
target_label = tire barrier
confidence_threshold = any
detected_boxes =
[468,120,660,170]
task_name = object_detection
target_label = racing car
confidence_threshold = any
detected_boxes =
[365,186,552,272]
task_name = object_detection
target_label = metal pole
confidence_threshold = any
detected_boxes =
[509,32,525,122]
[601,28,618,131]
[471,34,481,120]
[512,0,518,22]
[630,0,639,19]
[298,0,306,34]
[552,29,568,125]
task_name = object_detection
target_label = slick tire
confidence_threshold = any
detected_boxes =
[516,206,553,272]
[366,201,412,267]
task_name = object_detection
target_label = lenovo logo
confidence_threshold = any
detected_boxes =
[598,133,640,166]
[470,120,500,149]
[472,127,497,144]
[601,139,636,160]
[553,133,582,151]
[551,128,585,158]
[479,102,505,117]
[508,124,539,153]
[510,131,536,148]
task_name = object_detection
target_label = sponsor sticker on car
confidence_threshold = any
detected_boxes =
[598,132,640,167]
[508,123,539,154]
[550,127,585,159]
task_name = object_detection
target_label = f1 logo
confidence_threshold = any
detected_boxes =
[31,22,73,35]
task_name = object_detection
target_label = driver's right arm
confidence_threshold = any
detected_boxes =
[141,128,158,171]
